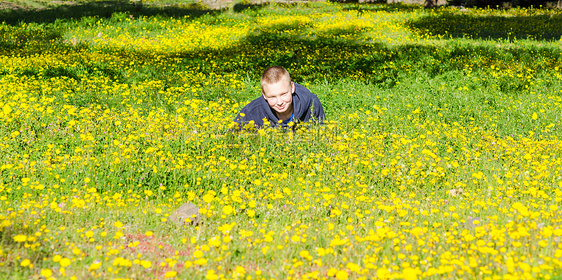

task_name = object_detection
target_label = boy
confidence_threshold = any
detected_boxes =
[234,66,325,128]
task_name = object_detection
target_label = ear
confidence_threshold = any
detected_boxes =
[291,81,295,94]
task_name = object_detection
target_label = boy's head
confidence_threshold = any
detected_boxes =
[261,66,295,116]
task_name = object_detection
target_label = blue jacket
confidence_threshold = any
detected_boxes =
[234,83,325,128]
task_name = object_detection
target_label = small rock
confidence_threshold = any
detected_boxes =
[465,216,481,228]
[169,203,201,226]
[536,222,545,230]
[448,188,464,197]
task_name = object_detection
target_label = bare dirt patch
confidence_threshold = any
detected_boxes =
[0,1,28,9]
[49,1,77,5]
[120,233,193,278]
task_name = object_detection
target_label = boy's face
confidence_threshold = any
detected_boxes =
[262,77,294,115]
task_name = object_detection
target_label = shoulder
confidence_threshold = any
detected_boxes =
[294,83,321,103]
[235,96,270,126]
[240,96,265,112]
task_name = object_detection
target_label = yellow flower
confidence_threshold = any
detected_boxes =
[193,250,204,258]
[165,271,177,278]
[235,266,246,275]
[206,270,218,280]
[222,205,234,215]
[346,262,360,272]
[194,258,207,266]
[20,259,31,267]
[403,267,419,280]
[2,104,11,115]
[377,268,390,279]
[72,247,81,255]
[60,258,71,267]
[40,268,53,277]
[140,260,152,268]
[246,209,255,217]
[299,250,310,258]
[335,270,349,280]
[114,221,123,228]
[88,262,102,271]
[203,194,214,203]
[13,234,27,242]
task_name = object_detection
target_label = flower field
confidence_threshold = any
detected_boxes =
[1,1,562,279]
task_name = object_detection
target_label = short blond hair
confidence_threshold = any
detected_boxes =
[261,66,291,92]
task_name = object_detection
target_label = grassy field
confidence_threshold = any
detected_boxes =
[1,1,562,279]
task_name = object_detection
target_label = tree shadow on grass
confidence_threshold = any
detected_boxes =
[0,26,63,50]
[0,0,244,55]
[0,0,230,25]
[3,2,562,106]
[168,17,559,81]
[233,1,270,12]
[340,2,422,13]
[175,21,380,101]
[407,12,562,41]
[6,14,562,93]
[166,21,455,93]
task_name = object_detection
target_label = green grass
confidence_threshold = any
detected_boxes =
[2,1,562,279]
